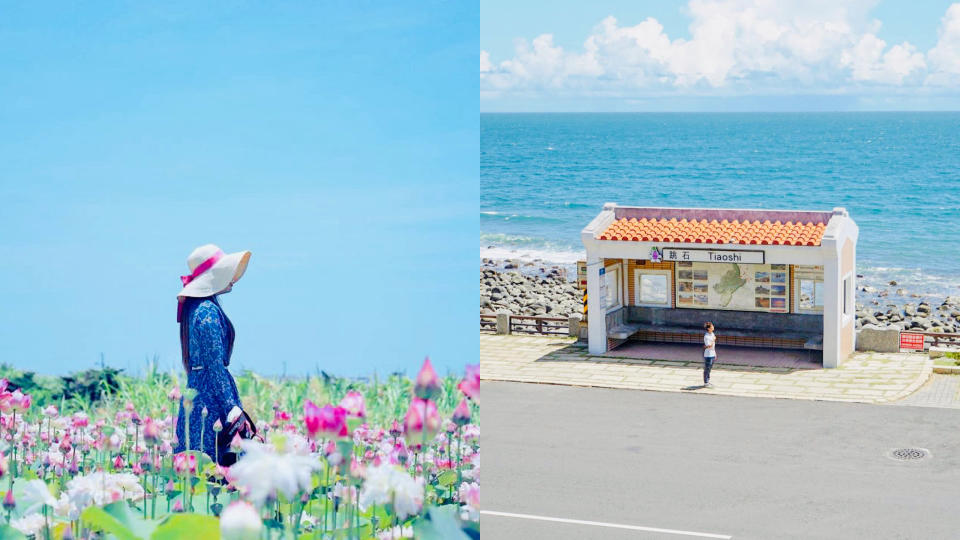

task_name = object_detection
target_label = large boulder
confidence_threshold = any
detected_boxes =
[856,325,901,353]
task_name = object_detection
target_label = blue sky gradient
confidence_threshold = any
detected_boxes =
[0,2,477,377]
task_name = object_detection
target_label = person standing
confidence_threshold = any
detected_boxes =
[174,244,253,465]
[703,321,717,387]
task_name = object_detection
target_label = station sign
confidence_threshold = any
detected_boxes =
[651,247,765,264]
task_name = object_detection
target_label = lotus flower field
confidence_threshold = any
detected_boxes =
[0,358,479,539]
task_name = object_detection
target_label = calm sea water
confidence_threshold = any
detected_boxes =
[481,113,960,301]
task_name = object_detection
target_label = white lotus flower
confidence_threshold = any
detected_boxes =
[220,500,262,540]
[21,479,56,515]
[11,513,46,536]
[359,464,424,520]
[54,493,80,521]
[230,437,319,507]
[65,471,145,508]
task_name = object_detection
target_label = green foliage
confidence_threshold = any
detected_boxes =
[0,363,64,405]
[151,513,220,539]
[61,366,125,402]
[413,505,477,540]
[81,501,158,540]
[0,525,28,540]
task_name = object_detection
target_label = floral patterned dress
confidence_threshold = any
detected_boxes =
[174,296,243,463]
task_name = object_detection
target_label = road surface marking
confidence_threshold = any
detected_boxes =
[481,510,733,539]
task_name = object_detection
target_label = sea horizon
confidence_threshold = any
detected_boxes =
[481,111,960,306]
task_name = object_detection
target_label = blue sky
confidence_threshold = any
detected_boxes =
[0,2,477,377]
[481,0,960,111]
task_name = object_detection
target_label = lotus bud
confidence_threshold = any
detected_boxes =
[2,488,14,511]
[212,419,223,433]
[403,397,440,448]
[143,419,160,444]
[458,364,480,403]
[230,433,244,453]
[59,435,73,454]
[413,357,442,400]
[452,398,471,427]
[172,499,184,513]
[168,386,181,402]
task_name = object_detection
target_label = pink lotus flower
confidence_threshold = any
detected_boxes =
[0,393,10,413]
[414,357,442,400]
[339,391,367,418]
[172,499,184,513]
[304,400,348,440]
[71,412,89,428]
[0,452,7,480]
[452,398,471,427]
[167,387,181,402]
[0,379,7,393]
[113,454,124,470]
[9,389,31,412]
[173,452,197,474]
[403,397,440,447]
[2,487,14,510]
[350,456,365,478]
[42,405,58,417]
[459,481,480,507]
[457,364,479,403]
[389,419,403,438]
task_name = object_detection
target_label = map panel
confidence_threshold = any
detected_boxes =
[675,262,790,313]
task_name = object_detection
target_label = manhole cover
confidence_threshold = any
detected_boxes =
[888,448,930,461]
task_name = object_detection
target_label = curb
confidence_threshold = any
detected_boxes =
[932,365,960,375]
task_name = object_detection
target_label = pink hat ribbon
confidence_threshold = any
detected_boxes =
[180,250,224,287]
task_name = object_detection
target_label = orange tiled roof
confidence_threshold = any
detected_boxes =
[598,217,827,246]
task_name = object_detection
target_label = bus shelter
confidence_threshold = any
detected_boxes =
[582,204,859,368]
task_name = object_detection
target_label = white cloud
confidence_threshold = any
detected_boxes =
[481,0,959,98]
[842,35,925,84]
[927,3,960,85]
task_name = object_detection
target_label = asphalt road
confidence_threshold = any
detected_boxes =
[483,381,960,540]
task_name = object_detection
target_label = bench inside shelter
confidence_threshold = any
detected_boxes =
[605,306,823,351]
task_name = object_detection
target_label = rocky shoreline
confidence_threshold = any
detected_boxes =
[856,297,960,333]
[480,264,960,334]
[480,267,582,317]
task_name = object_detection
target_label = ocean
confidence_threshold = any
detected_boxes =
[481,112,960,304]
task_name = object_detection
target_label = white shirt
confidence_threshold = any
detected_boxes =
[704,332,716,358]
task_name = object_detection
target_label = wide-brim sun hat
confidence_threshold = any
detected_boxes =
[177,244,251,299]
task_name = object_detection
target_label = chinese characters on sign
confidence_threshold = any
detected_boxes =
[656,248,765,264]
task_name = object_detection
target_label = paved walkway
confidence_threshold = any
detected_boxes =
[893,374,960,408]
[480,334,933,404]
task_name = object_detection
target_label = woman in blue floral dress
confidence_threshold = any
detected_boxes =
[173,244,251,465]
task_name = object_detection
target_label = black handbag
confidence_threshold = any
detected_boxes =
[216,410,260,466]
